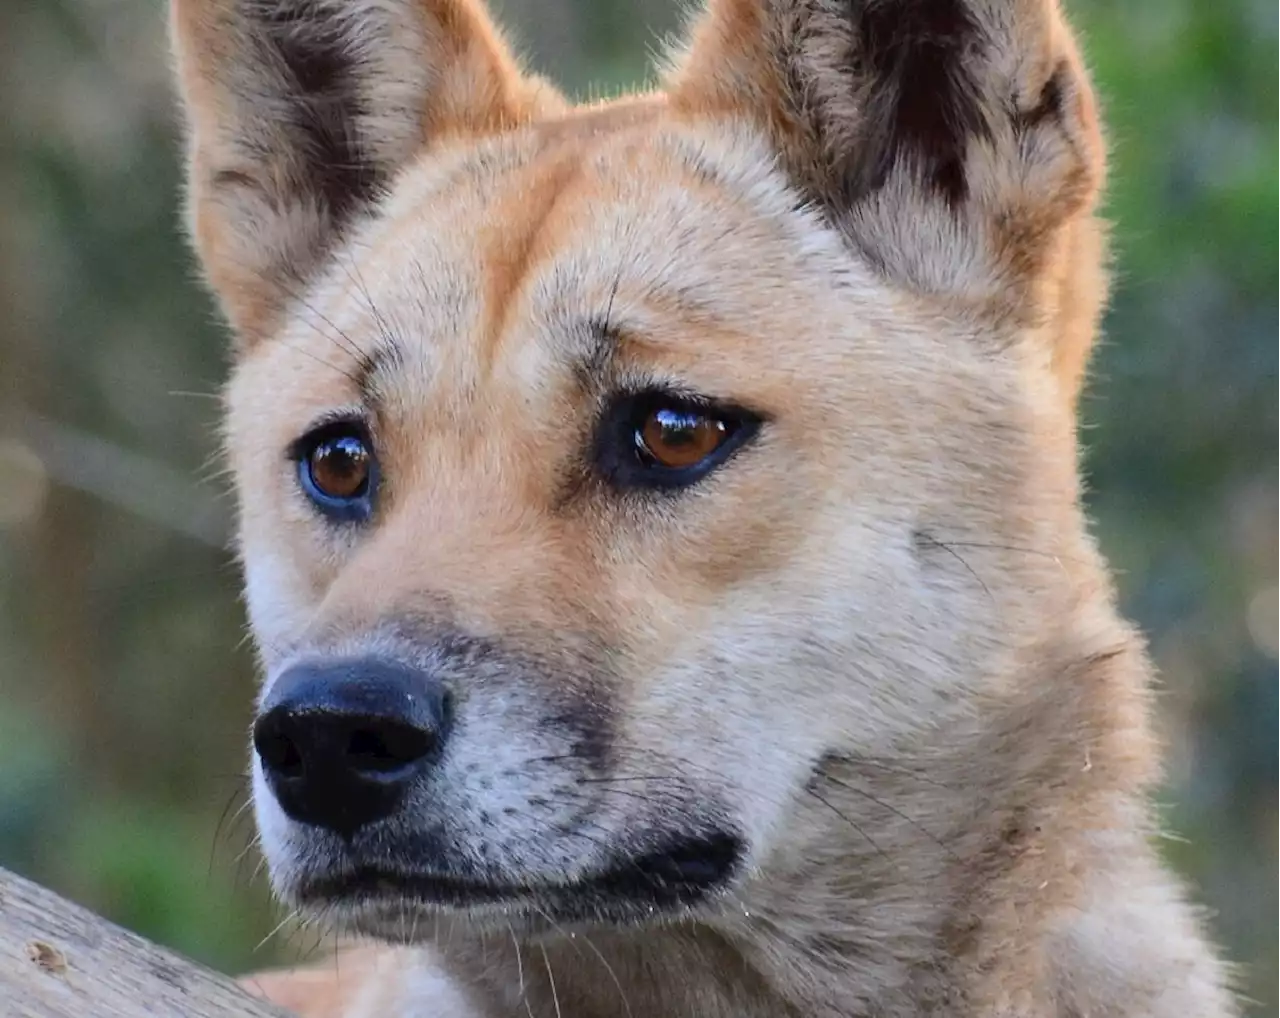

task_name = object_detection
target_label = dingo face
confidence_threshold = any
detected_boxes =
[173,0,1108,938]
[228,120,1089,936]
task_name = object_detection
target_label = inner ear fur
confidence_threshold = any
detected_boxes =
[667,0,1109,408]
[170,0,564,347]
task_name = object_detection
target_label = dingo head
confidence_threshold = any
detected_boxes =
[173,0,1118,938]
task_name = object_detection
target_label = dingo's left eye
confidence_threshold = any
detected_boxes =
[596,391,760,491]
[637,406,731,469]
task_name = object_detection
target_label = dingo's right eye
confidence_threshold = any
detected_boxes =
[292,422,378,523]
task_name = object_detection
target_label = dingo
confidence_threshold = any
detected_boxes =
[170,0,1236,1013]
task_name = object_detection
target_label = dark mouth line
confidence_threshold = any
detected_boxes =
[298,832,743,912]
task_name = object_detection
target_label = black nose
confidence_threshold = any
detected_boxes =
[252,658,449,836]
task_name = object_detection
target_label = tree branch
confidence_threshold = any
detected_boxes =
[0,865,290,1017]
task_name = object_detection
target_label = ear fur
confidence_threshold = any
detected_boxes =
[170,0,564,346]
[667,0,1109,406]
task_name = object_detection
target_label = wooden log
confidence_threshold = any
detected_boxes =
[0,865,291,1017]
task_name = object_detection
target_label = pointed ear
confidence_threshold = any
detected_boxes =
[170,0,563,347]
[667,0,1109,407]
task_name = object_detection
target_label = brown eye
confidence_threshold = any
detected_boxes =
[595,390,760,491]
[309,436,370,498]
[636,406,731,469]
[295,424,377,521]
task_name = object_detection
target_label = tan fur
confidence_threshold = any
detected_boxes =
[169,0,1236,1014]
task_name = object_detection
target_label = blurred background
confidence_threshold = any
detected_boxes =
[0,0,1274,1011]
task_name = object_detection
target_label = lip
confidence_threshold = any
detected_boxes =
[296,831,743,917]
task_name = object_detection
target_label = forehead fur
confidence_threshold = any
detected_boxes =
[225,104,1072,510]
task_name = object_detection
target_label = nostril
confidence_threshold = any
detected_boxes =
[345,720,435,775]
[256,725,304,779]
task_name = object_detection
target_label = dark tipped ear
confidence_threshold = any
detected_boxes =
[667,0,1108,407]
[170,0,563,347]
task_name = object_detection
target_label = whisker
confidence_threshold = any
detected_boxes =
[924,539,1078,570]
[273,274,367,366]
[250,851,270,886]
[336,251,398,358]
[915,533,995,605]
[819,773,958,861]
[535,906,633,1018]
[539,943,563,1018]
[289,916,327,968]
[278,336,362,384]
[601,218,643,337]
[503,917,527,1002]
[804,787,894,865]
[577,774,690,785]
[255,909,301,954]
[580,786,679,809]
[831,755,958,791]
[208,782,251,882]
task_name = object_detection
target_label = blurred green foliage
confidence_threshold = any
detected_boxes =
[0,0,1274,1011]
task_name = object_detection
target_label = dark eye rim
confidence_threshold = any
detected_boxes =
[289,418,379,523]
[594,388,763,491]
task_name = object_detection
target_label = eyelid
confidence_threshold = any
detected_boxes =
[286,411,372,462]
